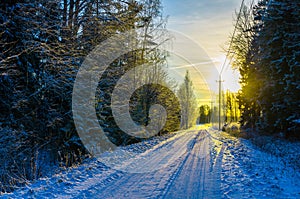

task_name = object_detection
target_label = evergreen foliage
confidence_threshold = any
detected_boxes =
[231,0,300,138]
[0,0,174,192]
[177,71,198,129]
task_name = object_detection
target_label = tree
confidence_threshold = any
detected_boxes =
[199,104,211,124]
[0,0,79,190]
[177,71,198,129]
[229,1,263,128]
[0,0,172,192]
[225,90,240,123]
[230,0,300,138]
[254,0,300,137]
[94,0,175,145]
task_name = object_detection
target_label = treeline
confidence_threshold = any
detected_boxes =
[0,0,178,192]
[197,91,240,125]
[231,0,299,139]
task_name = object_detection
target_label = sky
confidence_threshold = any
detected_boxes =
[161,0,242,103]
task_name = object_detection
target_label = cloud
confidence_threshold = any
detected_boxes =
[163,0,240,20]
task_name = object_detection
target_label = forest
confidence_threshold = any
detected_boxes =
[0,0,186,192]
[0,0,299,194]
[229,0,299,139]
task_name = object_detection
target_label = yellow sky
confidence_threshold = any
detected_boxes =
[161,0,242,103]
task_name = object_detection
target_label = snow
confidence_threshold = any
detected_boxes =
[216,131,300,198]
[293,119,300,124]
[2,127,300,198]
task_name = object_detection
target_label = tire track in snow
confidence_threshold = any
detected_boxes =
[9,129,224,199]
[92,130,223,199]
[160,130,203,199]
[160,130,224,199]
[93,130,199,199]
[66,130,197,198]
[160,130,213,199]
[57,131,189,198]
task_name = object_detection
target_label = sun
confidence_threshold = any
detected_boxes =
[222,67,241,93]
[214,55,241,93]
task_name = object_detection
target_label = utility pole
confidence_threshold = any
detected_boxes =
[217,0,245,130]
[217,77,224,130]
[234,95,238,122]
[210,101,214,124]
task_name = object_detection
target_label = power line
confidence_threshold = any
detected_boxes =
[223,0,256,73]
[216,0,246,130]
[216,0,272,130]
[222,0,271,74]
[216,79,224,130]
[220,0,245,76]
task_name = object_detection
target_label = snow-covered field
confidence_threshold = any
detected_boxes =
[2,128,300,198]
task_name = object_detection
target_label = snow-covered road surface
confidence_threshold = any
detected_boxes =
[57,129,223,198]
[88,130,223,199]
[3,128,300,198]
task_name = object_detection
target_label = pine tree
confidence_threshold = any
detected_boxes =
[177,71,198,129]
[255,0,300,137]
[231,0,300,138]
[230,2,263,128]
[199,104,210,124]
[0,0,172,191]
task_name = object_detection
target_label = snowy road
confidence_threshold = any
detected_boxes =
[83,130,223,199]
[4,128,300,198]
[5,129,226,199]
[60,129,223,199]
